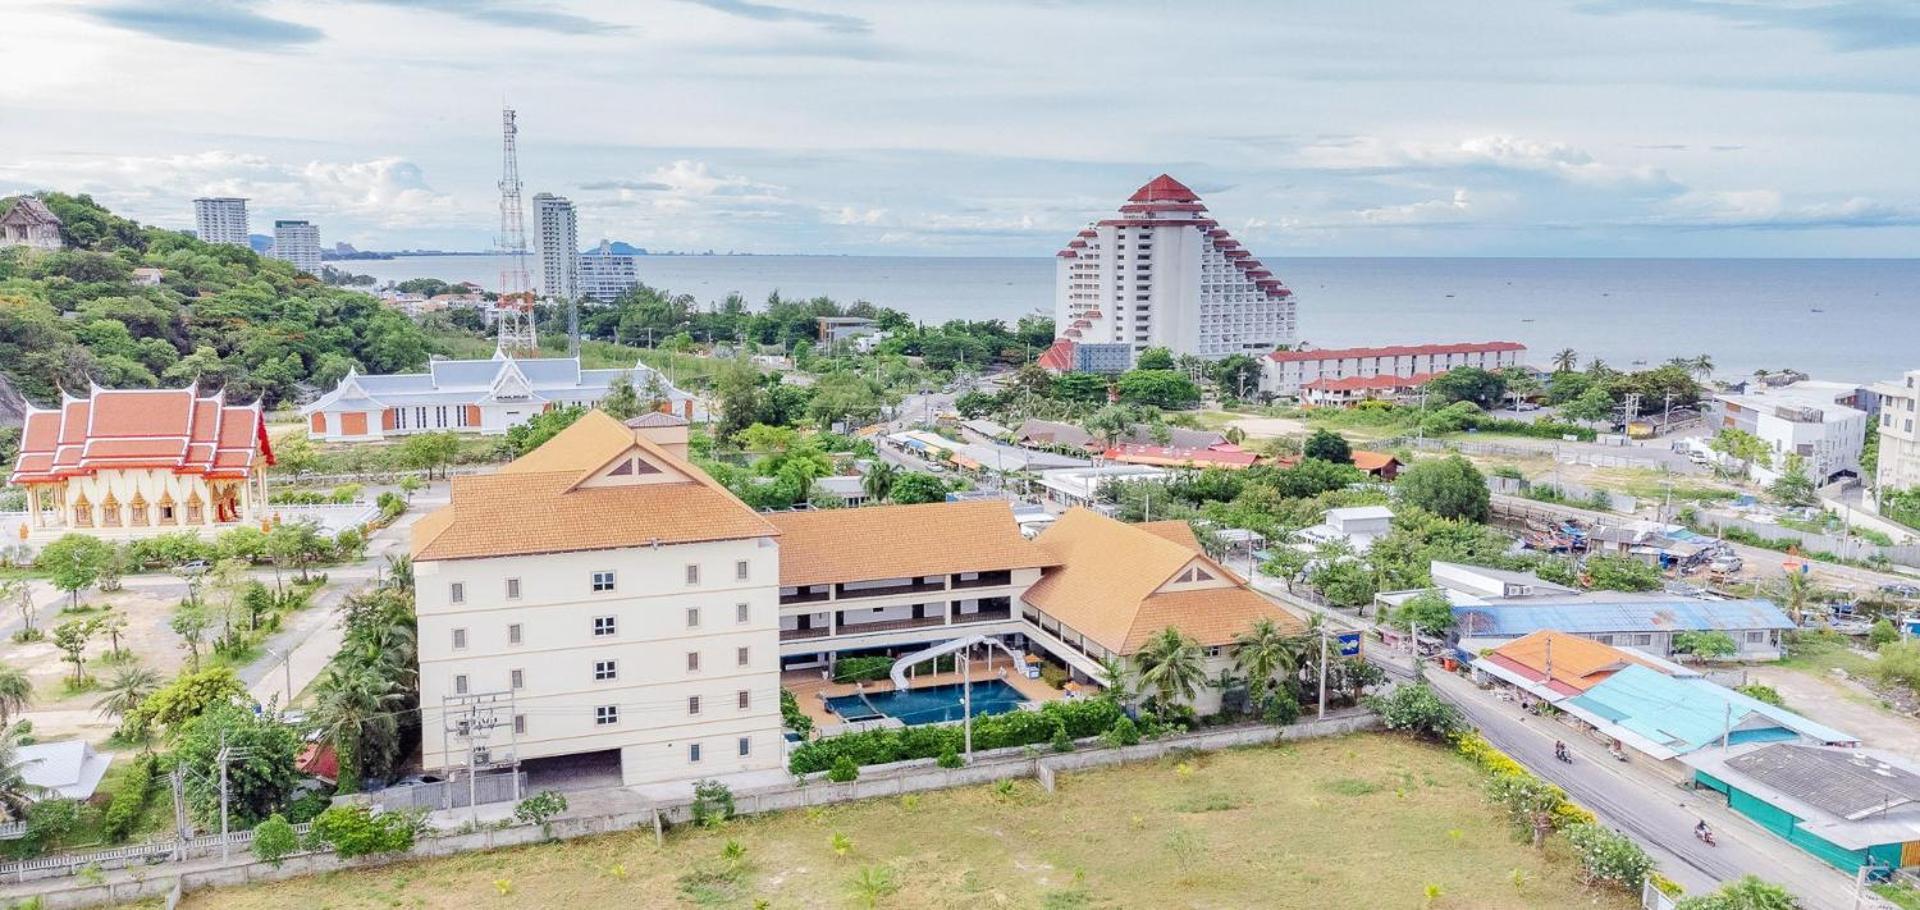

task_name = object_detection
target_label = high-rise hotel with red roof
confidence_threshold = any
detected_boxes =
[1051,175,1296,365]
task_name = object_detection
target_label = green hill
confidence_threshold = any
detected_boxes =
[0,192,433,411]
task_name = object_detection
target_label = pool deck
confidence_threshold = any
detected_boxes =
[784,658,1074,731]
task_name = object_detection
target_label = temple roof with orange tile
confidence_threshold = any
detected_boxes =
[8,385,272,485]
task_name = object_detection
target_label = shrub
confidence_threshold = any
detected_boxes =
[19,798,80,856]
[788,697,1123,774]
[780,688,814,738]
[1367,684,1465,740]
[1735,684,1786,708]
[1672,630,1738,659]
[251,813,299,867]
[1871,619,1900,647]
[1564,823,1652,889]
[832,656,895,683]
[101,753,157,843]
[308,805,419,858]
[935,748,963,769]
[827,756,860,782]
[691,779,736,828]
[1050,724,1074,753]
[1103,716,1141,747]
[514,790,568,827]
[1261,691,1302,727]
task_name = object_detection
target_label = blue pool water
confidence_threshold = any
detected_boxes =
[826,681,1029,726]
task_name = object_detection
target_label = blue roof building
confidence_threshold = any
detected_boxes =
[1453,597,1793,662]
[1562,665,1856,761]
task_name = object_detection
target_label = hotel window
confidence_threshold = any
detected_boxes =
[737,689,750,710]
[414,406,428,428]
[452,628,467,650]
[689,743,702,763]
[592,615,617,637]
[592,570,616,592]
[687,651,700,672]
[505,578,521,600]
[510,669,524,689]
[737,646,750,667]
[449,582,465,604]
[454,674,468,695]
[594,660,617,681]
[595,705,619,726]
[686,607,700,628]
[686,564,701,585]
[394,408,408,430]
[736,603,750,624]
[508,623,522,645]
[513,715,526,735]
[688,695,702,715]
[738,737,751,757]
[735,560,750,581]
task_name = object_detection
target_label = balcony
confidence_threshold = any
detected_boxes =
[780,586,832,606]
[950,570,1013,590]
[835,578,946,601]
[779,626,830,642]
[832,614,949,636]
[951,605,1013,624]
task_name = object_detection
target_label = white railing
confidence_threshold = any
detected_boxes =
[0,822,314,881]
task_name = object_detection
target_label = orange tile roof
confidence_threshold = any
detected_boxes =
[9,386,271,485]
[1485,630,1668,695]
[1350,450,1401,472]
[412,410,779,562]
[766,500,1055,587]
[1135,520,1202,550]
[1024,509,1299,654]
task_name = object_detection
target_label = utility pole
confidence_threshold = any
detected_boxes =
[444,691,512,822]
[961,643,974,762]
[1317,629,1329,720]
[216,731,253,862]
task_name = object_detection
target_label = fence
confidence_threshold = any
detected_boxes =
[0,820,24,841]
[361,772,528,813]
[1695,511,1920,569]
[0,824,314,884]
[1640,878,1678,910]
[1488,476,1638,514]
[1399,436,1678,472]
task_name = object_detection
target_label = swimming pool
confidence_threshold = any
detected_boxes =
[826,680,1029,726]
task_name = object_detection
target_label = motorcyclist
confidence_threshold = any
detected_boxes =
[1553,740,1568,762]
[1695,820,1713,842]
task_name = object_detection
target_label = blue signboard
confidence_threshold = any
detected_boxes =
[1336,631,1363,658]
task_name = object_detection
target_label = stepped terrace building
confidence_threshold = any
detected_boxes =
[1261,341,1527,399]
[1054,174,1296,362]
[301,352,700,441]
[7,385,273,540]
[413,411,1302,785]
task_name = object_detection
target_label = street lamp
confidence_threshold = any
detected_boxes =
[262,645,295,707]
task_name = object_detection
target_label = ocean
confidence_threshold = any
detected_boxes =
[338,255,1920,383]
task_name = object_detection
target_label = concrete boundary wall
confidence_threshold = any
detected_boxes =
[3,713,1378,910]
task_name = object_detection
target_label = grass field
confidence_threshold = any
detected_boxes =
[155,734,1632,910]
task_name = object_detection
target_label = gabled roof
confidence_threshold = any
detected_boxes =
[1102,443,1260,469]
[1023,509,1298,654]
[765,500,1055,588]
[1564,665,1855,759]
[15,740,111,800]
[0,196,61,227]
[1350,450,1401,473]
[1454,598,1793,638]
[1484,630,1673,697]
[411,410,777,561]
[303,356,685,414]
[8,385,271,485]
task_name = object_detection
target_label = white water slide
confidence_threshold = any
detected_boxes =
[887,634,1026,691]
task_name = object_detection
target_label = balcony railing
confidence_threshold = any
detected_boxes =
[950,606,1013,624]
[950,571,1013,590]
[779,588,832,606]
[830,615,948,636]
[779,626,830,642]
[834,579,946,601]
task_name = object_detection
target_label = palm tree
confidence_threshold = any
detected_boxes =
[0,668,30,728]
[861,461,900,503]
[1586,357,1610,376]
[94,665,161,724]
[1233,618,1302,713]
[1782,570,1813,626]
[382,554,414,595]
[0,724,44,822]
[1689,354,1715,381]
[1133,628,1207,707]
[1551,349,1578,373]
[309,663,404,793]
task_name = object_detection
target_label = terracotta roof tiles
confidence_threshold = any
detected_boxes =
[8,386,270,485]
[766,500,1054,588]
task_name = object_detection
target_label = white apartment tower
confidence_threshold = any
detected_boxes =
[193,197,250,247]
[1874,370,1920,495]
[271,219,321,275]
[533,192,579,302]
[1055,175,1296,361]
[578,240,640,302]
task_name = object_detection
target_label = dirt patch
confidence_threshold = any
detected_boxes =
[1747,664,1920,754]
[1225,415,1311,440]
[6,584,196,743]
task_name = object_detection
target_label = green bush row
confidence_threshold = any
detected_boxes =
[101,753,158,843]
[788,698,1123,774]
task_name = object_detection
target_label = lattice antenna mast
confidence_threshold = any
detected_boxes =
[495,107,538,354]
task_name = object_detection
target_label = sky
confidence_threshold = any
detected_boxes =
[3,0,1919,257]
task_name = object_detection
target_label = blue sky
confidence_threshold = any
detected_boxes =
[3,0,1918,256]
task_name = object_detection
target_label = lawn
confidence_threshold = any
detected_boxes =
[155,734,1633,910]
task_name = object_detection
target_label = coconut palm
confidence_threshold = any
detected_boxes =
[1133,628,1208,707]
[1586,358,1610,376]
[861,461,900,503]
[1551,349,1578,373]
[0,668,30,728]
[382,554,414,595]
[93,665,161,723]
[1233,618,1303,713]
[1689,354,1715,381]
[308,663,405,793]
[0,723,43,822]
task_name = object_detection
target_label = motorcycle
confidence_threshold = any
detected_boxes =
[1695,826,1716,847]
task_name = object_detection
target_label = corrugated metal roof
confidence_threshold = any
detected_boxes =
[1729,745,1920,820]
[1566,665,1855,755]
[1452,598,1793,637]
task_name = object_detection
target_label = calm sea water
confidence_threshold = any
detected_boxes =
[340,255,1920,383]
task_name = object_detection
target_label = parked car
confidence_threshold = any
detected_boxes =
[1710,554,1743,574]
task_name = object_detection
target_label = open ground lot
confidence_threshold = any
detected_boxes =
[152,734,1632,910]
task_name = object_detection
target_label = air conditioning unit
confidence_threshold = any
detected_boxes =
[473,747,491,765]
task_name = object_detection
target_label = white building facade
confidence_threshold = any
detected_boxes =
[578,240,640,301]
[193,197,249,247]
[1874,370,1920,495]
[270,220,321,275]
[1712,382,1869,485]
[533,193,579,302]
[1054,174,1296,362]
[1262,342,1527,398]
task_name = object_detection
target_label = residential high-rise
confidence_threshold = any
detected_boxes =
[193,197,250,247]
[532,193,579,302]
[578,240,639,302]
[1873,370,1920,495]
[1054,175,1295,361]
[271,220,321,275]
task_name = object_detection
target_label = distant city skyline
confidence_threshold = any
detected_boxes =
[4,1,1918,257]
